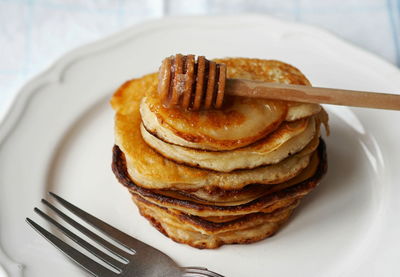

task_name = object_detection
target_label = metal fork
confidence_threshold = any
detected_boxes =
[26,192,224,277]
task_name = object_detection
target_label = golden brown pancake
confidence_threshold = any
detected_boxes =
[155,141,324,205]
[112,139,327,217]
[140,58,321,151]
[215,58,322,121]
[141,95,288,151]
[113,130,317,188]
[141,116,318,172]
[113,101,318,190]
[133,194,299,235]
[133,194,298,249]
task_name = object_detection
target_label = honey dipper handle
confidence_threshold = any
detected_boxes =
[226,79,400,110]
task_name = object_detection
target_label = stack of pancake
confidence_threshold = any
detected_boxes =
[111,58,328,249]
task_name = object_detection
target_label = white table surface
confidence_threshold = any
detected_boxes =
[0,0,399,123]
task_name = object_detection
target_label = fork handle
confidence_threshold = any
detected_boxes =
[226,78,400,110]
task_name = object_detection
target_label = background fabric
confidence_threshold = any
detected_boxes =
[0,0,399,122]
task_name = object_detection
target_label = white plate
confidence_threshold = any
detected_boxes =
[1,15,400,277]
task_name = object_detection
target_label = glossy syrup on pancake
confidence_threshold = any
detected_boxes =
[140,116,319,172]
[142,94,288,151]
[111,62,322,190]
[141,58,321,151]
[112,75,318,190]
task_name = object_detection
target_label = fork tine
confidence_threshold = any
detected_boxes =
[183,267,225,277]
[26,218,117,277]
[41,199,131,261]
[49,192,149,250]
[34,207,125,272]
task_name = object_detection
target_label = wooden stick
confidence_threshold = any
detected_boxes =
[226,79,400,110]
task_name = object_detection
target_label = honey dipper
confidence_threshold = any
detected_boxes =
[158,54,400,111]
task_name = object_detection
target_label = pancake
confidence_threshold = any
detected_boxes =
[133,194,298,249]
[140,58,321,151]
[141,116,318,172]
[112,139,327,217]
[214,58,322,122]
[133,194,298,235]
[113,128,317,191]
[141,95,287,151]
[165,141,324,204]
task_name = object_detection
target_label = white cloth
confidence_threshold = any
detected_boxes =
[0,0,399,122]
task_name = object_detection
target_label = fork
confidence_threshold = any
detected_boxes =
[26,192,224,277]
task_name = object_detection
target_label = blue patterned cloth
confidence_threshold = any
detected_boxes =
[0,0,399,121]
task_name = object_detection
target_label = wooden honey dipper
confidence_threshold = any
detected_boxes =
[158,54,400,111]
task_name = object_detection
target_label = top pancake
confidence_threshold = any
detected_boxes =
[140,116,319,172]
[141,58,321,151]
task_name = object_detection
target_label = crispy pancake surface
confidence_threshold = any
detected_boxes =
[140,58,321,151]
[141,95,287,151]
[112,139,326,217]
[133,194,297,249]
[112,141,326,249]
[133,195,299,235]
